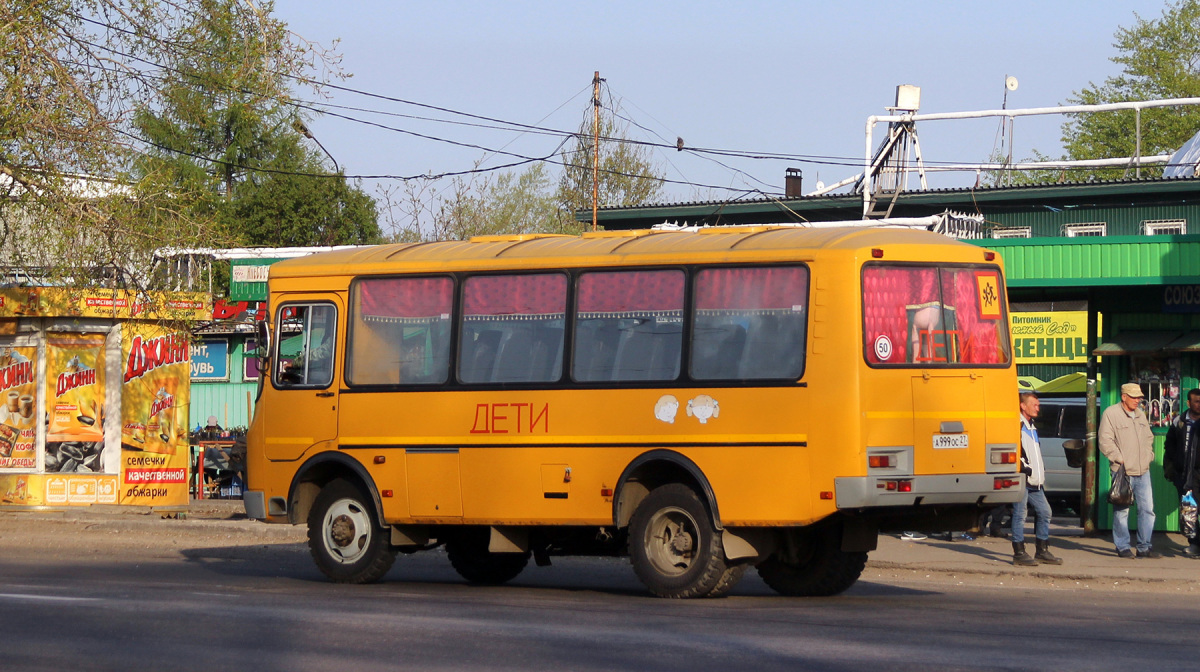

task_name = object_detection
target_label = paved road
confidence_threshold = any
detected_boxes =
[0,526,1197,672]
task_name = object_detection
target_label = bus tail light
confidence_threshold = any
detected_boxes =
[868,455,894,468]
[984,251,996,261]
[990,451,1017,465]
[877,479,912,492]
[994,478,1021,490]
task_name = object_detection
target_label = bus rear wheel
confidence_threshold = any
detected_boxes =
[307,479,396,584]
[629,484,731,598]
[756,529,866,597]
[446,529,531,585]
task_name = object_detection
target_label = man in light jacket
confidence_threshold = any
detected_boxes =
[1012,391,1062,566]
[1099,382,1159,559]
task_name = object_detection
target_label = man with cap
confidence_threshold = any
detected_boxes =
[1099,383,1159,559]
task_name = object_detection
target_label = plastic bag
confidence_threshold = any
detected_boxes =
[1182,491,1198,539]
[1108,464,1134,507]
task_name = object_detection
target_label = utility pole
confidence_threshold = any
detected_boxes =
[592,71,601,232]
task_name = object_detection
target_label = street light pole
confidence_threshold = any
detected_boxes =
[292,119,339,173]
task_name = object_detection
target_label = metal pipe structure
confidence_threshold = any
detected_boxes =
[862,97,1200,216]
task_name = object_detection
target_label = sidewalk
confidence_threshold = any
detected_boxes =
[871,519,1200,584]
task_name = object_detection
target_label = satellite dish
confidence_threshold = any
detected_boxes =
[1005,76,1019,92]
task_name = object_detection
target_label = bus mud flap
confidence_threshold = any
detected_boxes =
[841,518,879,552]
[722,528,777,562]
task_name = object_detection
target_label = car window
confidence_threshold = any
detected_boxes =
[1060,404,1086,439]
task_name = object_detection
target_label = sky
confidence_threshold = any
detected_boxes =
[270,0,1168,210]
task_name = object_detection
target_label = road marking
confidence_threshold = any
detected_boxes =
[0,593,101,603]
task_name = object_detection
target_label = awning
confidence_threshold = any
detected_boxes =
[1092,331,1200,355]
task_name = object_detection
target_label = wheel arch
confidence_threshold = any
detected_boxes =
[613,449,721,531]
[287,452,384,527]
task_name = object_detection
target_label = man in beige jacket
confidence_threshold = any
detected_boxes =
[1099,383,1159,559]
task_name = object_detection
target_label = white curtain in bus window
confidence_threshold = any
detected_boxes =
[691,266,809,380]
[348,277,453,385]
[863,266,1009,366]
[275,305,337,387]
[459,274,567,384]
[574,270,685,382]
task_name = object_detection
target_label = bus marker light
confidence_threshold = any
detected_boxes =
[374,456,386,464]
[820,491,833,499]
[871,248,884,258]
[984,251,996,261]
[600,488,613,497]
[382,490,393,497]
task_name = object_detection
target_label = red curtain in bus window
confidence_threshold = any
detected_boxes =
[357,277,453,319]
[463,274,566,316]
[943,269,1008,364]
[694,266,809,310]
[863,266,937,364]
[577,270,685,313]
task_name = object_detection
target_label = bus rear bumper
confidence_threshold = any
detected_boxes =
[835,474,1024,509]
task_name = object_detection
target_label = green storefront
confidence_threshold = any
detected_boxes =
[593,177,1200,532]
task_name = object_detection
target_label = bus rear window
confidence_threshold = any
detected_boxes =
[691,266,808,380]
[863,264,1010,366]
[348,276,453,385]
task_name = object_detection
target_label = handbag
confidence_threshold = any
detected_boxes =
[1182,491,1198,538]
[1108,464,1134,507]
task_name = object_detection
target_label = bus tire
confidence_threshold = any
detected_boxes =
[446,529,531,585]
[705,563,748,598]
[756,530,867,597]
[629,483,729,599]
[307,479,396,584]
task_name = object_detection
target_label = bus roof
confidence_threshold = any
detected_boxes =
[269,226,991,279]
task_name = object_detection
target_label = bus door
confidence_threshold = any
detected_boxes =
[265,299,341,461]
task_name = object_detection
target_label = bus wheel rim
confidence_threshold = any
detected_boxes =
[645,506,698,577]
[323,497,372,565]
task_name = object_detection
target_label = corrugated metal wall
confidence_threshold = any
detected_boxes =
[992,203,1200,237]
[990,236,1200,284]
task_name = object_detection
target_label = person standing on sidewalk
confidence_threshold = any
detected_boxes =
[1164,388,1200,557]
[1012,391,1062,566]
[1099,382,1160,559]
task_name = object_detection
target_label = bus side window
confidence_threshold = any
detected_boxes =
[691,266,808,381]
[459,273,566,384]
[275,304,337,388]
[573,270,685,383]
[347,276,453,386]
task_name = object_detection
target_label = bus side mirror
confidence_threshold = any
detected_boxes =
[256,320,272,368]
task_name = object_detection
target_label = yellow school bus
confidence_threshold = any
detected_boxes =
[244,224,1022,598]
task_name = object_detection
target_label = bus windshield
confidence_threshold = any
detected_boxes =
[863,263,1010,367]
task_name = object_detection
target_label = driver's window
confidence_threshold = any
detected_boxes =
[274,304,337,388]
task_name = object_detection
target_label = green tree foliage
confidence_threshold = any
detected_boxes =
[556,114,665,218]
[1062,0,1200,179]
[2,0,375,292]
[385,109,665,242]
[132,0,380,247]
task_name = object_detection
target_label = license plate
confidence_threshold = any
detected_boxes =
[932,433,969,449]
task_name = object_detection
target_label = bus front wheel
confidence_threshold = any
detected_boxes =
[307,479,396,584]
[756,529,866,597]
[629,483,731,598]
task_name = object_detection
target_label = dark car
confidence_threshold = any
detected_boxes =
[1033,396,1087,504]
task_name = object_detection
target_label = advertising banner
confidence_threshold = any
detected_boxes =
[119,324,189,506]
[0,346,37,470]
[46,334,105,444]
[1010,311,1099,364]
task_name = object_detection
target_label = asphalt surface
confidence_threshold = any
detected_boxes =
[1,500,1199,671]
